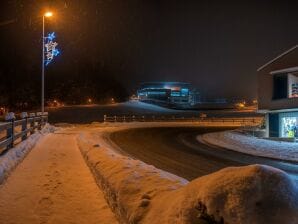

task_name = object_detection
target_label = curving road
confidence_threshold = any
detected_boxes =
[110,126,298,181]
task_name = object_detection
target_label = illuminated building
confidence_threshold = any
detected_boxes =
[137,82,199,108]
[258,45,298,138]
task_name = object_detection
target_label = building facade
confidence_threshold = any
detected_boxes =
[258,45,298,138]
[137,82,196,108]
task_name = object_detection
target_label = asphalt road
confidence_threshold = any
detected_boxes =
[110,127,298,181]
[47,102,262,124]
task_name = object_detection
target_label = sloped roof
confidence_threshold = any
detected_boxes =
[257,45,298,72]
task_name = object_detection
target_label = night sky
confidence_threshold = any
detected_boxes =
[1,0,298,102]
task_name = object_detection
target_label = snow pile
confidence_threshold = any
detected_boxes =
[0,124,56,184]
[78,133,298,224]
[4,112,15,120]
[148,165,298,224]
[199,131,298,162]
[77,132,187,223]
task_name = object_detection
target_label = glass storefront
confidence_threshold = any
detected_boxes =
[280,112,298,138]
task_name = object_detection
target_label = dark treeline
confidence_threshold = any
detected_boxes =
[46,66,129,106]
[0,65,129,111]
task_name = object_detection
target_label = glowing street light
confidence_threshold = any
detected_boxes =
[41,11,53,115]
[44,12,53,17]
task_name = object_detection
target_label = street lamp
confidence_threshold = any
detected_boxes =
[44,12,53,17]
[41,11,53,114]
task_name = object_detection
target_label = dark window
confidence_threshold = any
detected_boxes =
[269,113,279,137]
[272,74,288,99]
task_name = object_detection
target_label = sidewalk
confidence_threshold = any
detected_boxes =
[0,132,117,224]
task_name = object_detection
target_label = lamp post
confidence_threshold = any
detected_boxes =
[42,11,53,114]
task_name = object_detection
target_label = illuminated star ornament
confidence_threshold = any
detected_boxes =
[45,32,60,66]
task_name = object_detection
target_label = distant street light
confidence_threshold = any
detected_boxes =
[41,11,53,114]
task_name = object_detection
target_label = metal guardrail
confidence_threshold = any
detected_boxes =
[0,112,48,154]
[103,115,263,126]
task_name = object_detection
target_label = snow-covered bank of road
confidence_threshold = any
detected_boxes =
[123,100,179,112]
[199,131,298,162]
[0,131,117,224]
[78,128,298,224]
[0,124,55,184]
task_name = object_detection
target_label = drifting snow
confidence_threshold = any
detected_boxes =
[0,124,55,184]
[78,131,298,224]
[199,131,298,162]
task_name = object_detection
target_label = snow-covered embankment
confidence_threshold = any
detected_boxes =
[199,131,298,162]
[0,124,55,184]
[77,132,298,224]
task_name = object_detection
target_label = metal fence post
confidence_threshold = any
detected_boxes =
[36,112,42,130]
[29,113,36,134]
[5,112,15,149]
[43,112,48,124]
[21,112,28,141]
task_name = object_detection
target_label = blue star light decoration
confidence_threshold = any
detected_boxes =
[44,32,60,66]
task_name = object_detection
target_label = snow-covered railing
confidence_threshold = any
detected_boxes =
[103,115,263,126]
[0,112,48,154]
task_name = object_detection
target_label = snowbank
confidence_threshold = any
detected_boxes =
[78,132,187,223]
[77,132,298,224]
[151,165,298,224]
[0,124,56,184]
[199,131,298,162]
[124,100,178,112]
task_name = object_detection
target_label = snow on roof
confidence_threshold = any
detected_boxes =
[257,45,298,72]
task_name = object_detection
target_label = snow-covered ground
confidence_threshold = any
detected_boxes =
[1,123,298,224]
[199,131,298,162]
[0,124,55,184]
[78,125,298,224]
[123,100,179,112]
[0,128,117,224]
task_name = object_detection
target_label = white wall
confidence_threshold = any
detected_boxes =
[288,73,298,98]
